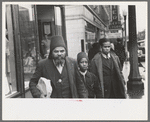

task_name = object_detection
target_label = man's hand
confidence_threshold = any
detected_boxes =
[40,94,47,98]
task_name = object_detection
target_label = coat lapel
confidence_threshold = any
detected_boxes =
[111,54,125,83]
[95,53,104,97]
[44,59,56,87]
[111,54,120,71]
[65,57,76,97]
[110,53,126,97]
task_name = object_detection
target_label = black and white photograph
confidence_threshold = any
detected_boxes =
[2,1,148,120]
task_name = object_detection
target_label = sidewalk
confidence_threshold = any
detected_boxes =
[122,61,146,99]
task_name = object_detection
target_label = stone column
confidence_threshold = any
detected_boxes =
[127,5,144,91]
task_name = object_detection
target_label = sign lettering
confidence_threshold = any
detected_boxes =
[109,5,122,30]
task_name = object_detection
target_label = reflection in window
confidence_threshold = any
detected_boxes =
[85,31,96,54]
[5,29,14,95]
[18,5,37,89]
[5,5,17,96]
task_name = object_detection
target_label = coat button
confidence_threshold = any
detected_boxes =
[58,79,62,83]
[105,89,107,91]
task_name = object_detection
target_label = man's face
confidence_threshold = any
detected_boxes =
[52,47,66,60]
[78,58,88,72]
[101,42,111,55]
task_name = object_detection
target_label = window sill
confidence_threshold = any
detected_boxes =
[5,91,21,98]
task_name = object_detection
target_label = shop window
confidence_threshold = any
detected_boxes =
[5,5,17,96]
[85,31,96,54]
[85,31,96,44]
[85,21,96,54]
[18,5,37,89]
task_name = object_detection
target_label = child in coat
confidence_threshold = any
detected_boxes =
[76,52,102,98]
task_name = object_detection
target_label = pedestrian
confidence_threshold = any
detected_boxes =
[110,42,115,51]
[76,52,102,98]
[29,35,78,98]
[88,42,100,61]
[91,38,126,98]
[88,42,100,71]
[41,34,51,58]
[110,42,117,55]
[114,38,126,68]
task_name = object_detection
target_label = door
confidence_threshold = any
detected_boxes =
[36,5,55,58]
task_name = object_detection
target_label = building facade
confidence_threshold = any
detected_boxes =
[5,4,66,98]
[65,5,111,58]
[4,4,112,98]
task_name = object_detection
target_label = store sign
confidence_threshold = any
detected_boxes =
[109,24,122,29]
[112,5,118,21]
[107,32,122,38]
[110,30,118,33]
[109,5,122,30]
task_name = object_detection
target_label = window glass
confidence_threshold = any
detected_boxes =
[85,31,96,53]
[5,5,17,96]
[18,5,37,89]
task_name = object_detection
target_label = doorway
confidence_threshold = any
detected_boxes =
[36,5,55,58]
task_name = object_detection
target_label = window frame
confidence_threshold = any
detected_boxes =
[5,5,40,98]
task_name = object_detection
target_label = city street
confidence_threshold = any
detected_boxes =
[122,61,146,99]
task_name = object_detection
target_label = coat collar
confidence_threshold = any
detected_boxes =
[79,70,87,76]
[101,53,111,59]
[79,70,91,78]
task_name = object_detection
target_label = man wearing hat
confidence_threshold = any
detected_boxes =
[29,35,78,98]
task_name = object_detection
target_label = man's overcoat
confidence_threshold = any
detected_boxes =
[29,57,78,98]
[91,52,126,98]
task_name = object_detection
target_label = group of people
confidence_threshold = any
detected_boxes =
[88,38,126,68]
[29,35,126,98]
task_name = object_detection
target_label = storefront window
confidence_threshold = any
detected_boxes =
[85,31,96,53]
[85,21,96,53]
[100,30,105,38]
[18,5,37,89]
[5,29,17,96]
[5,5,17,96]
